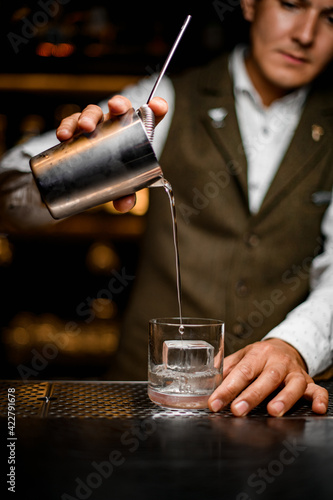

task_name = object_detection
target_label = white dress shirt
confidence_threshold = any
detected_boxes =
[0,47,332,376]
[230,45,309,213]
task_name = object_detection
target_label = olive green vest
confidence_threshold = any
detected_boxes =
[114,55,333,380]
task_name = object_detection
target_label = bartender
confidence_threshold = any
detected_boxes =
[1,0,333,416]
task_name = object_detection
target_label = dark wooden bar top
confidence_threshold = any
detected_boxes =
[1,379,332,500]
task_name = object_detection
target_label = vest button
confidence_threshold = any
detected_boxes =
[243,233,260,248]
[232,322,247,337]
[235,280,249,297]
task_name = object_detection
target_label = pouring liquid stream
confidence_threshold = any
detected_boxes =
[162,179,184,336]
[143,15,191,338]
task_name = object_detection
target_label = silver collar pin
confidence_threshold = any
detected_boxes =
[208,107,228,128]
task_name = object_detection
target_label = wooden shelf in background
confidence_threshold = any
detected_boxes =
[0,74,141,94]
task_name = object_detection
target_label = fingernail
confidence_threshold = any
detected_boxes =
[111,96,126,110]
[233,400,249,416]
[315,401,326,414]
[210,399,223,412]
[57,127,70,138]
[271,401,285,416]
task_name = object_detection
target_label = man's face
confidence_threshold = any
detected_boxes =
[243,0,333,99]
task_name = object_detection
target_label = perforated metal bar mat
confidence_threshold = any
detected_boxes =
[0,380,332,419]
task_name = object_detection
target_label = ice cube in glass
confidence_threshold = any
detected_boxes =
[163,340,214,373]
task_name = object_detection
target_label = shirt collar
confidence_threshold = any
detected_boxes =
[229,44,309,111]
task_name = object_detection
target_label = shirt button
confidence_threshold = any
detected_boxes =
[235,280,249,297]
[243,233,260,248]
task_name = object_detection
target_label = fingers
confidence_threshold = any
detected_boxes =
[77,104,104,132]
[107,95,134,118]
[56,112,81,141]
[209,365,307,417]
[231,364,291,417]
[208,347,267,413]
[221,348,246,378]
[148,96,168,126]
[57,95,169,143]
[210,365,327,417]
[208,340,325,417]
[108,95,168,125]
[56,97,131,142]
[303,382,328,414]
[56,105,104,141]
[265,372,308,416]
[113,194,136,213]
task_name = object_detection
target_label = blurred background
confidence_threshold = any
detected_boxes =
[0,1,248,380]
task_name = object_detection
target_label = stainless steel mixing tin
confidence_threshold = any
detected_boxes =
[30,107,163,219]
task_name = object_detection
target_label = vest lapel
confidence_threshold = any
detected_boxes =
[198,55,249,210]
[257,88,332,219]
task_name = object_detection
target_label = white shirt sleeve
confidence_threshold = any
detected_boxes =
[0,130,59,172]
[0,75,175,171]
[263,190,333,377]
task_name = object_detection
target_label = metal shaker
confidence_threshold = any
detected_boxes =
[29,106,163,219]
